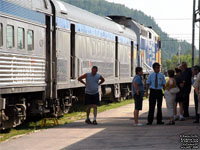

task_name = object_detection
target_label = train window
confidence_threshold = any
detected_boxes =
[7,25,14,48]
[149,32,152,39]
[17,27,25,49]
[27,30,34,51]
[0,23,3,47]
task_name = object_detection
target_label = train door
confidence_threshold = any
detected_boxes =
[115,36,119,77]
[131,41,134,77]
[46,1,56,100]
[45,15,52,100]
[70,24,76,79]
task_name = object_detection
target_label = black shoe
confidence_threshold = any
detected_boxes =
[193,120,199,123]
[157,121,164,125]
[85,119,92,124]
[92,120,98,125]
[183,114,189,117]
[146,122,152,125]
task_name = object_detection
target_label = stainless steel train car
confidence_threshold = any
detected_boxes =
[108,16,162,74]
[0,0,137,130]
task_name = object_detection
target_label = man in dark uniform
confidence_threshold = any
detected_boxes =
[145,63,166,125]
[181,62,192,117]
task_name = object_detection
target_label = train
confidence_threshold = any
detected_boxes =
[0,0,161,131]
[108,16,162,74]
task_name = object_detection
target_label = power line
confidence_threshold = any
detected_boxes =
[160,33,200,36]
[161,39,199,41]
[154,18,192,21]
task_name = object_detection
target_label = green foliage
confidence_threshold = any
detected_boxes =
[61,0,196,61]
[162,52,199,72]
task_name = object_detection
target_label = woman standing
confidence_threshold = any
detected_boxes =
[174,68,185,121]
[164,70,177,125]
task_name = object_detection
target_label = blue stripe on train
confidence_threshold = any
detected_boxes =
[56,16,131,45]
[0,0,45,24]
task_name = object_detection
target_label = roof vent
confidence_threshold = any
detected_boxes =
[105,17,112,21]
[116,24,123,33]
[56,0,68,15]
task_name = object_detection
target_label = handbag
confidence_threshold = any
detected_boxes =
[169,87,180,94]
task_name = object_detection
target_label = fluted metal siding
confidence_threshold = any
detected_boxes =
[0,52,45,87]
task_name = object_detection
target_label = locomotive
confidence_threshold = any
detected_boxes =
[0,0,161,131]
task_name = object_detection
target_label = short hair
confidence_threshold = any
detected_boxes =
[168,69,175,77]
[181,62,187,65]
[181,62,187,66]
[175,68,182,73]
[135,67,143,74]
[92,66,98,70]
[152,62,160,70]
[193,65,200,72]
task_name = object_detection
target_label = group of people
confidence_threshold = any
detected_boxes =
[77,62,200,126]
[132,62,200,126]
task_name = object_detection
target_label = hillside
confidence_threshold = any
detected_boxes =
[61,0,194,60]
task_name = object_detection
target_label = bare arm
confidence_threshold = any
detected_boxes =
[193,73,200,95]
[195,88,199,95]
[145,84,149,97]
[133,82,140,95]
[78,73,87,85]
[99,75,105,85]
[163,85,166,90]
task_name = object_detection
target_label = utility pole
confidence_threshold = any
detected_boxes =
[192,0,196,67]
[199,0,200,65]
[192,0,200,66]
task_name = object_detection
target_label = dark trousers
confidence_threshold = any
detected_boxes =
[194,91,199,121]
[183,88,191,117]
[148,89,163,123]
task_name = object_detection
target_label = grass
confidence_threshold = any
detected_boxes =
[0,99,134,142]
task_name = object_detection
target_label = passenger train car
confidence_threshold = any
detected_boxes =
[108,16,162,74]
[0,0,138,130]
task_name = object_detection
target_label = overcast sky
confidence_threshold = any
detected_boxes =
[106,0,199,48]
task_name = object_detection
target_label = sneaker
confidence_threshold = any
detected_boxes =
[92,120,98,125]
[85,119,92,124]
[134,123,143,126]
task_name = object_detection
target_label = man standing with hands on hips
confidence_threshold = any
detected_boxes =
[78,66,105,125]
[145,63,166,125]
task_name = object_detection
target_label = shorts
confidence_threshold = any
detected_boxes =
[85,93,99,105]
[133,94,143,110]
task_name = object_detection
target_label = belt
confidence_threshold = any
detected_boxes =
[150,89,162,91]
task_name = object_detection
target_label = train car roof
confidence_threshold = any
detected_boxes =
[1,0,52,15]
[147,27,160,38]
[145,26,160,41]
[51,0,137,41]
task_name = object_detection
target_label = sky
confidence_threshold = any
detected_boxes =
[106,0,199,48]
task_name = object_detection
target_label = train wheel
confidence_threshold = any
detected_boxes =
[64,106,70,114]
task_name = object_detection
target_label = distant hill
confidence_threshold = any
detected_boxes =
[61,0,195,60]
